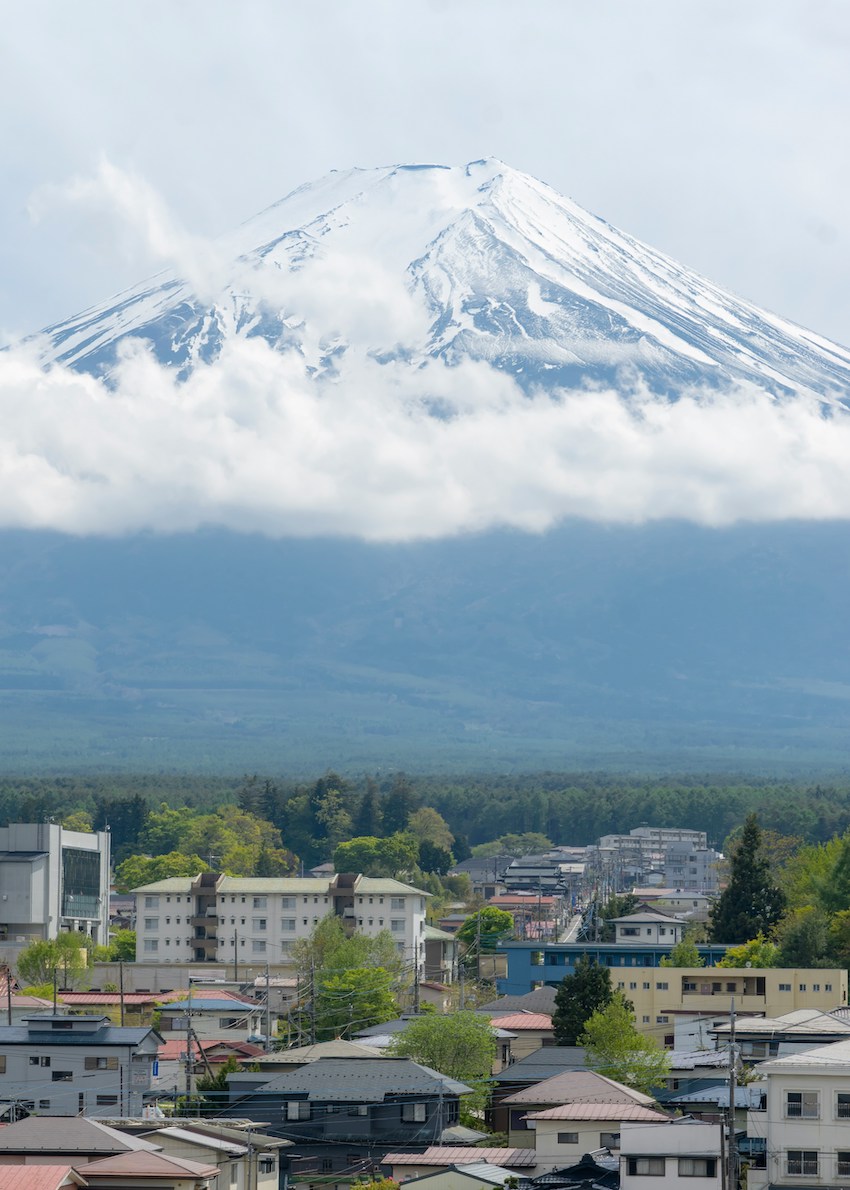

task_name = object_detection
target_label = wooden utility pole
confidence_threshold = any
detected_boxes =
[727,998,738,1190]
[119,960,125,1027]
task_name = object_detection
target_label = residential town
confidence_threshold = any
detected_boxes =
[0,814,849,1190]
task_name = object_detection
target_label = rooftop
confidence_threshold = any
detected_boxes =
[0,1117,161,1155]
[384,1147,537,1168]
[526,1104,670,1122]
[758,1037,850,1071]
[488,1012,552,1030]
[232,1054,472,1099]
[503,1070,655,1107]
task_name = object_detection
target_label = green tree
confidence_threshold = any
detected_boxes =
[553,956,614,1045]
[456,907,514,952]
[717,933,780,968]
[598,893,639,943]
[314,967,397,1040]
[388,1011,495,1110]
[114,851,210,893]
[382,775,419,835]
[407,807,454,853]
[710,814,786,942]
[62,811,93,832]
[498,832,552,855]
[333,833,420,878]
[418,841,454,875]
[776,907,832,967]
[17,935,88,988]
[106,929,137,962]
[355,780,384,837]
[292,914,402,982]
[659,934,704,968]
[581,995,670,1094]
[196,1055,240,1114]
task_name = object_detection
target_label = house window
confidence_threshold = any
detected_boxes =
[787,1091,819,1119]
[286,1101,311,1120]
[402,1102,427,1122]
[558,1132,579,1144]
[627,1158,665,1175]
[96,1094,119,1106]
[85,1056,119,1070]
[52,1071,73,1082]
[30,1056,50,1066]
[253,896,267,909]
[787,1151,819,1177]
[600,1132,620,1149]
[38,1100,49,1109]
[679,1159,717,1177]
[629,982,637,990]
[144,918,158,930]
[281,919,296,931]
[253,918,267,931]
[391,897,406,910]
[836,1093,850,1118]
[322,1159,333,1172]
[144,939,158,952]
[259,1158,276,1174]
[348,1105,369,1116]
[642,1015,650,1023]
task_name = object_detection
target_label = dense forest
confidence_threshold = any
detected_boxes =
[2,771,850,861]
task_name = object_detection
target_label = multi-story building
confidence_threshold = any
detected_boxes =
[133,872,428,972]
[747,1037,850,1190]
[496,940,729,995]
[0,1011,161,1116]
[620,1119,722,1190]
[591,828,720,894]
[0,821,111,948]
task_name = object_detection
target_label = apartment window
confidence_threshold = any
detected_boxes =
[642,1015,650,1024]
[144,896,159,908]
[643,982,650,990]
[813,983,821,992]
[826,983,833,992]
[402,1102,427,1122]
[281,918,297,931]
[85,1056,119,1070]
[144,939,158,953]
[779,982,791,991]
[253,896,267,909]
[558,1132,579,1144]
[165,916,170,924]
[281,896,296,909]
[144,917,158,930]
[391,897,406,910]
[787,1151,818,1177]
[629,982,637,990]
[253,918,267,931]
[787,1091,819,1119]
[286,1101,311,1120]
[800,984,807,992]
[838,1154,850,1177]
[600,1132,620,1149]
[627,1158,665,1176]
[38,1100,49,1109]
[259,1158,276,1175]
[96,1094,119,1106]
[52,1071,73,1082]
[253,940,267,954]
[656,1015,669,1024]
[0,1057,5,1074]
[656,981,668,990]
[30,1055,50,1066]
[231,1166,239,1187]
[836,1093,850,1118]
[621,927,639,937]
[679,1159,717,1177]
[322,1159,334,1172]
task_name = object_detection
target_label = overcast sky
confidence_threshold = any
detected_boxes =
[2,0,849,345]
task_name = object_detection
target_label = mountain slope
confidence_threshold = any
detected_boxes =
[37,159,850,402]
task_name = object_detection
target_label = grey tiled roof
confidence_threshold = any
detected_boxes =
[234,1056,472,1100]
[0,1116,161,1154]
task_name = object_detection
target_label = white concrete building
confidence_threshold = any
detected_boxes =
[620,1120,722,1190]
[0,821,111,947]
[133,872,428,971]
[747,1038,850,1190]
[0,1012,160,1116]
[611,912,685,945]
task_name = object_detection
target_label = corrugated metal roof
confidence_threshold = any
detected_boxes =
[0,1168,80,1190]
[526,1104,669,1122]
[59,993,158,1005]
[758,1037,850,1069]
[488,1012,552,1030]
[75,1150,219,1177]
[504,1070,655,1106]
[384,1147,537,1168]
[0,1117,160,1154]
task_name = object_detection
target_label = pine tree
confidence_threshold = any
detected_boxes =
[710,813,786,943]
[552,956,614,1045]
[382,773,419,835]
[355,779,383,837]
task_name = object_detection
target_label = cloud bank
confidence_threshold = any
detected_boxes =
[2,338,850,540]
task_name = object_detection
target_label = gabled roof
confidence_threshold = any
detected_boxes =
[402,1164,520,1187]
[157,1038,264,1062]
[0,1116,161,1155]
[75,1150,219,1178]
[489,1012,552,1030]
[757,1037,850,1071]
[0,1169,84,1190]
[667,1048,731,1070]
[159,997,259,1012]
[477,986,558,1015]
[492,1045,587,1084]
[384,1147,537,1168]
[256,1039,383,1063]
[713,1009,850,1037]
[232,1055,472,1099]
[610,912,683,925]
[503,1069,655,1107]
[526,1104,669,1122]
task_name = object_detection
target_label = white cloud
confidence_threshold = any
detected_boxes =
[2,338,850,540]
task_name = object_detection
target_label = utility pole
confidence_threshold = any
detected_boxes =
[476,910,482,983]
[727,998,738,1190]
[119,960,125,1027]
[233,930,238,983]
[459,962,465,1010]
[4,965,11,1026]
[309,957,316,1045]
[264,962,272,1052]
[413,961,420,1014]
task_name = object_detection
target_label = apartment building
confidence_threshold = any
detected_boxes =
[620,1120,722,1190]
[747,1038,850,1190]
[0,1012,160,1116]
[0,821,111,948]
[133,871,428,971]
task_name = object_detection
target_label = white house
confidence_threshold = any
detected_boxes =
[0,1012,161,1116]
[133,871,428,973]
[525,1103,670,1169]
[620,1119,722,1190]
[611,912,685,945]
[0,821,111,948]
[746,1037,850,1190]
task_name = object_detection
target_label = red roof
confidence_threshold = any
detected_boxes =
[489,1012,553,1030]
[384,1147,537,1168]
[75,1150,219,1178]
[59,992,159,1005]
[157,1037,263,1062]
[489,895,556,906]
[0,1169,80,1190]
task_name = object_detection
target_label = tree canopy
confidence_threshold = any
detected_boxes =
[710,814,785,942]
[581,994,670,1094]
[388,1011,496,1086]
[553,956,615,1045]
